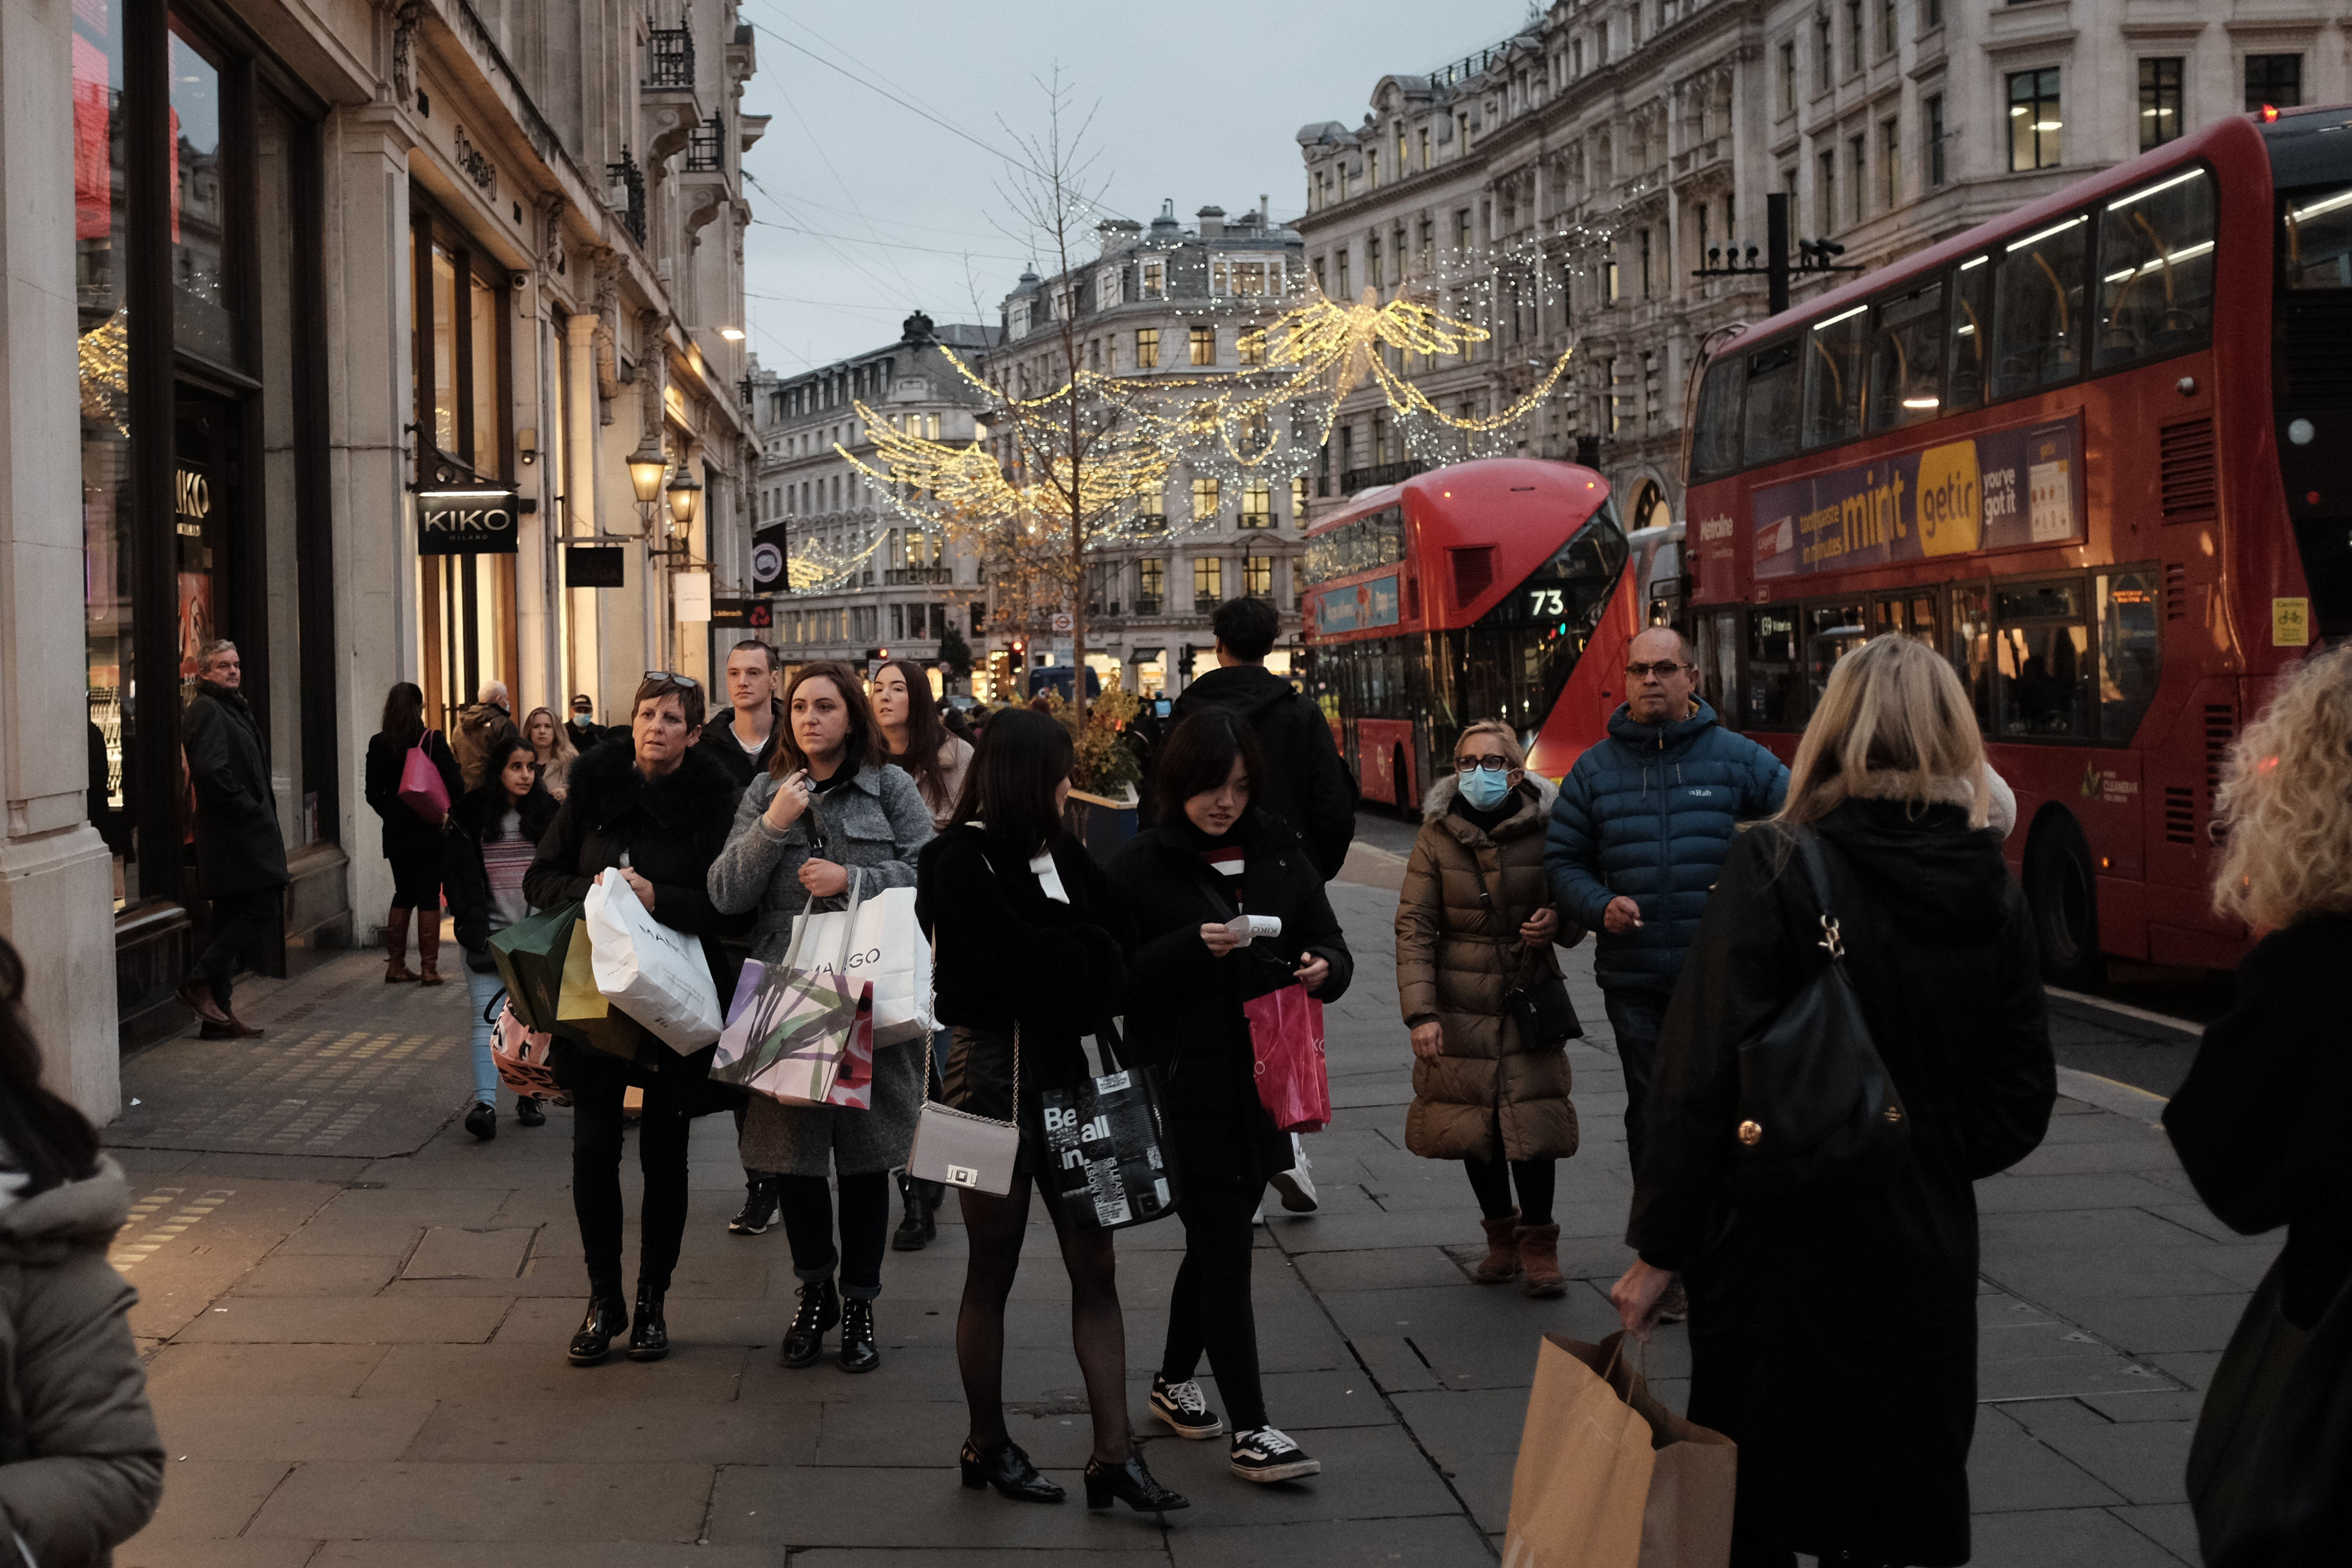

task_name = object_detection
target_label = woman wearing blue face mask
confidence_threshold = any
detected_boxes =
[1394,721,1586,1297]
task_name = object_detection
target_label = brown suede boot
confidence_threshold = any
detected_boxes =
[1474,1213,1522,1283]
[384,907,419,983]
[1516,1222,1567,1298]
[417,912,444,986]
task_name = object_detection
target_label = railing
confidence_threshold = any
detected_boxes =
[1430,41,1511,88]
[607,147,646,246]
[884,566,951,586]
[1193,593,1220,613]
[644,26,695,90]
[1134,595,1161,616]
[1339,459,1430,494]
[685,116,724,173]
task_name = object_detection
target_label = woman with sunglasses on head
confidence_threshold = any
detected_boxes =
[524,672,752,1367]
[1108,708,1352,1488]
[916,707,1184,1513]
[707,660,935,1374]
[1395,722,1583,1295]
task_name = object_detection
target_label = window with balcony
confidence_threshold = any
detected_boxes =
[1241,481,1272,527]
[1194,557,1223,610]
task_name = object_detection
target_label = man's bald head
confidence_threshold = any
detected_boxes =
[479,681,510,711]
[1625,625,1697,724]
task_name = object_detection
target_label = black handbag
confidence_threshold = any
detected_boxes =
[1729,827,1910,1213]
[1463,860,1583,1049]
[2207,1269,2352,1568]
[1038,1019,1181,1231]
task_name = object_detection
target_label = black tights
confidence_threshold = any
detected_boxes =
[571,1085,691,1300]
[776,1172,892,1299]
[1161,1179,1268,1433]
[1464,1153,1556,1227]
[958,1174,1130,1465]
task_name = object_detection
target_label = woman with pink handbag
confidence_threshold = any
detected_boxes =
[363,682,461,984]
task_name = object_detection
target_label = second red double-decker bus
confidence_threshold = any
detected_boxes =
[1299,458,1633,808]
[1681,107,2352,982]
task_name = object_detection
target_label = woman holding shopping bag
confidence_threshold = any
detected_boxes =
[1394,720,1582,1296]
[362,681,461,984]
[916,707,1185,1514]
[444,733,560,1139]
[1110,708,1352,1486]
[524,673,751,1368]
[707,659,935,1374]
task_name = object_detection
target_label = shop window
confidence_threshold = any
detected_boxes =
[1866,280,1945,430]
[1947,583,1994,732]
[1747,605,1803,727]
[169,21,240,367]
[1990,213,2087,399]
[2098,569,2162,742]
[1801,305,1869,448]
[1994,579,2092,738]
[2094,166,2214,371]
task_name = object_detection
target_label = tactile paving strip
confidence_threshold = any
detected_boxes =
[109,1186,234,1272]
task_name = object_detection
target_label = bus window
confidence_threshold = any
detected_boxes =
[1990,213,2089,401]
[1867,282,1945,432]
[1689,357,1744,480]
[1695,608,1740,718]
[2283,185,2352,290]
[1873,592,1939,646]
[2097,569,2162,743]
[1802,305,1869,449]
[2095,167,2215,370]
[1743,340,1800,466]
[1806,601,1867,708]
[1948,583,1995,732]
[1994,580,2092,738]
[1747,605,1802,727]
[1947,255,1992,411]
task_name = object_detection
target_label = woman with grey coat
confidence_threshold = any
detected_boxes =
[707,659,934,1375]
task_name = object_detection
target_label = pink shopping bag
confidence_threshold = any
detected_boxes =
[1244,983,1330,1133]
[491,998,571,1106]
[397,730,452,825]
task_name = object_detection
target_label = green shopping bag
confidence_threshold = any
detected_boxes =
[490,902,580,1035]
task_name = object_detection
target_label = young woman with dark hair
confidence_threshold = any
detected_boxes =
[362,681,461,983]
[916,707,1185,1513]
[707,660,935,1374]
[0,936,165,1562]
[445,733,561,1140]
[872,658,972,832]
[1108,708,1352,1486]
[525,674,753,1367]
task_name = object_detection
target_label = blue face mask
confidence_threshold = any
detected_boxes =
[1459,766,1516,810]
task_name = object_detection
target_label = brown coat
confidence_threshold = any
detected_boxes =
[1395,774,1582,1163]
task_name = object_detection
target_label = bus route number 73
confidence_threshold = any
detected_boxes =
[1528,586,1569,619]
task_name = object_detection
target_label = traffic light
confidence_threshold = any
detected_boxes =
[1178,644,1197,677]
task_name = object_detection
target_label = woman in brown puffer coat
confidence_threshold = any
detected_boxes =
[1395,721,1583,1297]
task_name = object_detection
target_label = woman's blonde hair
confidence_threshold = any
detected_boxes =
[521,705,576,763]
[1776,633,1990,829]
[2212,644,2352,930]
[1453,719,1527,772]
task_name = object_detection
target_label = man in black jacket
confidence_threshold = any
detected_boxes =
[1172,597,1356,882]
[695,640,783,794]
[177,641,288,1038]
[564,694,609,754]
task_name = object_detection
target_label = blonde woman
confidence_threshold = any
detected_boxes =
[1613,632,2056,1568]
[521,705,577,800]
[1394,721,1581,1297]
[2167,645,2352,1565]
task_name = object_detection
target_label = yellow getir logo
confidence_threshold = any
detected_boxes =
[1915,440,1982,557]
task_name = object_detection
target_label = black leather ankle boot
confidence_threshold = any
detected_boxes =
[780,1277,839,1368]
[836,1297,879,1374]
[567,1295,629,1367]
[628,1283,669,1362]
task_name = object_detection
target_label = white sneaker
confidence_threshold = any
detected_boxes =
[1269,1135,1318,1213]
[1230,1425,1320,1483]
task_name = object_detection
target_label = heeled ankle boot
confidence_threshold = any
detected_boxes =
[836,1297,878,1374]
[628,1283,669,1361]
[1474,1212,1522,1282]
[1083,1452,1189,1513]
[891,1173,937,1251]
[383,907,418,983]
[960,1438,1065,1502]
[416,915,444,986]
[567,1294,630,1366]
[780,1278,839,1368]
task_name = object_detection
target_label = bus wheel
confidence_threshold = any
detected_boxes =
[1392,746,1413,816]
[2026,814,2102,988]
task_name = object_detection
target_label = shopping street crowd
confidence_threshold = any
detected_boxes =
[6,605,2350,1567]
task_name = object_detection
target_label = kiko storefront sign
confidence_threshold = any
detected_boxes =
[416,487,520,555]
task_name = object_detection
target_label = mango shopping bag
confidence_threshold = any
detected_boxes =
[711,882,874,1107]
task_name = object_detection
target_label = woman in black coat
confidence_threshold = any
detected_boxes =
[1614,635,2055,1568]
[2164,645,2352,1564]
[362,682,461,985]
[1109,708,1352,1488]
[522,674,750,1369]
[916,707,1183,1514]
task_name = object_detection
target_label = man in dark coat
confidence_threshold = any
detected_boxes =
[564,694,610,755]
[1544,625,1788,1174]
[1171,597,1356,882]
[177,641,288,1038]
[696,640,784,794]
[451,681,517,792]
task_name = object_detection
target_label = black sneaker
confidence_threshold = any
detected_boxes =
[1229,1425,1320,1483]
[729,1176,778,1236]
[464,1101,497,1141]
[1150,1375,1224,1439]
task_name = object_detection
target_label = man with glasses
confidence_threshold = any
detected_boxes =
[1544,626,1787,1192]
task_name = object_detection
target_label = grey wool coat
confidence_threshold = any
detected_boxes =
[706,763,935,1177]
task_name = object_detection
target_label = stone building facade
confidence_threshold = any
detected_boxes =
[7,0,758,1117]
[1294,0,2346,532]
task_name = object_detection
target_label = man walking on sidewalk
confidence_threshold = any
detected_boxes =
[176,640,287,1039]
[1545,627,1787,1177]
[452,680,517,791]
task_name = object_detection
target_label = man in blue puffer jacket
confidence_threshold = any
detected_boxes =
[1545,627,1788,1177]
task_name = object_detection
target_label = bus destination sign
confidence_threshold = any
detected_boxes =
[1751,413,2083,582]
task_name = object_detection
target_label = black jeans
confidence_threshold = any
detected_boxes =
[777,1172,892,1299]
[194,887,279,1010]
[387,852,440,911]
[571,1079,692,1300]
[1603,986,1672,1179]
[1160,1178,1269,1432]
[1464,1153,1556,1227]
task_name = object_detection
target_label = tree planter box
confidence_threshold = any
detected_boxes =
[1064,784,1141,862]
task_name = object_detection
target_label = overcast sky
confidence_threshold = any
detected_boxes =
[732,1,1529,372]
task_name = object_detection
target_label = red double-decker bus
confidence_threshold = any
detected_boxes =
[1681,107,2352,982]
[1299,458,1637,810]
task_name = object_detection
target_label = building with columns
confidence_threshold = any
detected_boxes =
[5,0,758,1120]
[1294,0,2347,532]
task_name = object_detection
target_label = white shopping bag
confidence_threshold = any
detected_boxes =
[584,869,722,1053]
[788,882,933,1046]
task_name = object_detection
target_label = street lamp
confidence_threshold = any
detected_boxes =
[625,435,668,535]
[663,465,702,534]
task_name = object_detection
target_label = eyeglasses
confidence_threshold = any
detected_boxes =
[641,670,700,689]
[1624,661,1689,679]
[1453,756,1514,774]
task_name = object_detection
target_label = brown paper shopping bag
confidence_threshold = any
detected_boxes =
[557,921,641,1059]
[1503,1332,1737,1568]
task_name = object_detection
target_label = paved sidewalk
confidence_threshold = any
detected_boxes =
[105,861,2256,1566]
